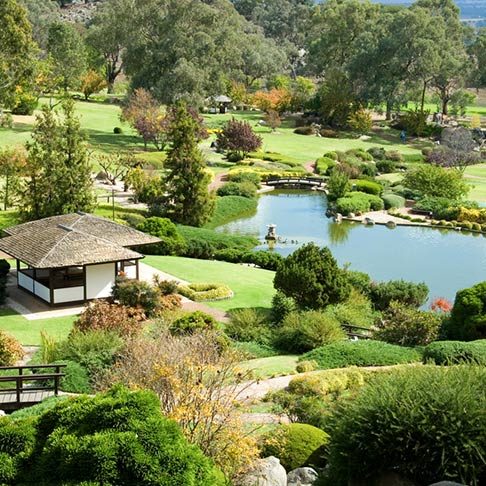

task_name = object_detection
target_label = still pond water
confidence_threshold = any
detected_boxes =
[217,190,486,302]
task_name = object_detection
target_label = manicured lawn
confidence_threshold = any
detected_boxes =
[143,256,276,311]
[0,308,76,346]
[240,355,299,379]
[464,164,486,203]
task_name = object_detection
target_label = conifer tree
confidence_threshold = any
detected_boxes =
[22,98,94,220]
[151,103,214,227]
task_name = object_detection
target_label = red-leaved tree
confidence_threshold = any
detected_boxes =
[216,118,262,160]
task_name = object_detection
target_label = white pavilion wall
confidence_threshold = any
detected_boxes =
[86,263,115,300]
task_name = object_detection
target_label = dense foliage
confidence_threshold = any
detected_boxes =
[137,217,187,255]
[0,387,225,485]
[323,366,486,485]
[274,243,351,310]
[0,330,24,366]
[423,339,486,365]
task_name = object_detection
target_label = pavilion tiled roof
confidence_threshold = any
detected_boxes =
[0,212,160,269]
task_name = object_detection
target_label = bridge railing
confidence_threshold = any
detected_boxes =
[265,176,326,185]
[341,324,372,340]
[0,364,66,406]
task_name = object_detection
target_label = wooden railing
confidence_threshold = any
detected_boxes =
[341,324,372,340]
[265,176,326,187]
[0,364,66,409]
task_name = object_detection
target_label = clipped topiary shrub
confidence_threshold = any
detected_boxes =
[261,423,329,471]
[335,192,384,215]
[382,193,405,209]
[323,365,486,485]
[178,282,233,302]
[301,340,421,370]
[352,179,382,196]
[422,339,486,365]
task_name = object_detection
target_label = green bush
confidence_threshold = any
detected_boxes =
[315,156,336,175]
[226,171,261,186]
[225,308,271,345]
[2,387,225,485]
[373,301,442,346]
[382,193,405,209]
[345,148,373,161]
[170,311,218,335]
[326,290,377,330]
[352,179,382,196]
[367,147,386,160]
[213,248,282,271]
[446,281,486,340]
[178,282,233,302]
[384,150,403,162]
[369,279,429,311]
[324,151,338,160]
[335,192,384,215]
[347,270,372,295]
[301,340,421,370]
[276,310,346,353]
[323,366,486,485]
[294,126,314,135]
[54,330,123,380]
[232,341,279,359]
[137,217,187,255]
[112,278,161,316]
[359,163,377,177]
[270,291,297,324]
[376,159,397,173]
[217,181,257,199]
[55,360,91,394]
[423,340,486,365]
[261,423,328,471]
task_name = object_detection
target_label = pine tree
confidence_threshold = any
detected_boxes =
[151,103,214,227]
[22,98,94,220]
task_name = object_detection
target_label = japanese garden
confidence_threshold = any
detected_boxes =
[0,0,485,485]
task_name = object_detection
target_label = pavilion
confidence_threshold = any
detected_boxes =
[0,212,160,306]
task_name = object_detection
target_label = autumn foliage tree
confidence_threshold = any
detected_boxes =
[80,70,107,100]
[217,118,262,160]
[121,88,169,151]
[252,88,291,114]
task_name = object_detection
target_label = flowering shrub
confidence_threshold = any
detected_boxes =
[177,283,233,302]
[0,330,24,365]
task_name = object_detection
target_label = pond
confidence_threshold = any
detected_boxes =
[216,190,486,303]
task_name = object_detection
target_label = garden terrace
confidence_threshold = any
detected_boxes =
[0,212,160,306]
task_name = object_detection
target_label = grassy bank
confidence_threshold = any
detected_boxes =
[144,256,276,311]
[205,195,258,229]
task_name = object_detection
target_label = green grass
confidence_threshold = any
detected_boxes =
[205,196,258,229]
[240,355,299,379]
[0,308,75,346]
[464,164,486,203]
[143,256,276,311]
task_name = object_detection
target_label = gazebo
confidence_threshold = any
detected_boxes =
[208,95,232,114]
[0,212,160,306]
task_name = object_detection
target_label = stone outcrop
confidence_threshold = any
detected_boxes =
[235,456,287,486]
[287,467,318,486]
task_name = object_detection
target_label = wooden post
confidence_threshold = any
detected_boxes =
[54,365,60,396]
[83,265,87,302]
[49,269,54,305]
[16,375,21,405]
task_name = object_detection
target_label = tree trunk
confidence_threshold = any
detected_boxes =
[107,81,115,95]
[420,81,427,114]
[385,100,392,121]
[442,96,449,116]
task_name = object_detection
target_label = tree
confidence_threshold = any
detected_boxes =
[121,88,169,151]
[274,243,351,310]
[403,164,469,200]
[22,99,94,220]
[47,22,87,90]
[0,0,38,109]
[0,147,26,210]
[151,103,215,227]
[469,28,486,90]
[327,169,350,202]
[86,0,131,93]
[95,151,138,185]
[80,69,106,100]
[446,281,486,340]
[252,88,292,114]
[19,0,60,50]
[216,118,262,160]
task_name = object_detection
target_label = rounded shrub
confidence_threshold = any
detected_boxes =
[353,179,382,196]
[324,151,338,160]
[366,146,386,160]
[270,291,297,324]
[56,360,91,393]
[225,308,271,345]
[276,310,346,353]
[382,193,405,209]
[217,181,257,199]
[261,423,329,471]
[170,311,218,335]
[335,192,384,215]
[301,340,421,370]
[0,330,24,366]
[137,217,187,255]
[324,365,486,485]
[422,340,486,365]
[294,126,314,135]
[376,159,397,173]
[113,126,123,134]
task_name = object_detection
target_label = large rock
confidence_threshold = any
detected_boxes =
[235,456,287,486]
[287,467,318,486]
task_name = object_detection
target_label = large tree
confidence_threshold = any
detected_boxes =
[0,0,38,109]
[123,0,281,105]
[22,99,94,220]
[151,103,215,227]
[19,0,60,50]
[274,243,351,310]
[47,22,87,90]
[469,28,486,90]
[86,0,132,93]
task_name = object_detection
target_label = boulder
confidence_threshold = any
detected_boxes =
[428,482,466,486]
[0,410,6,417]
[287,467,319,485]
[235,456,287,486]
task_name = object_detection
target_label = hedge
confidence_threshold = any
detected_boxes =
[335,192,384,215]
[382,193,405,209]
[213,248,282,271]
[352,179,382,196]
[178,282,233,302]
[300,340,421,370]
[422,340,486,365]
